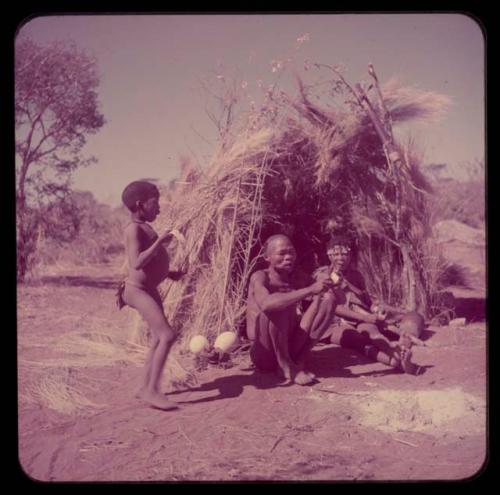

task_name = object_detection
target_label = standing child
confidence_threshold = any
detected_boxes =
[117,180,184,410]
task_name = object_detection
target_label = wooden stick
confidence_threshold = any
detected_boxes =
[394,438,418,448]
[216,177,242,335]
[368,63,394,142]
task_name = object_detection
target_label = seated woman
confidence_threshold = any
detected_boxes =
[314,235,424,375]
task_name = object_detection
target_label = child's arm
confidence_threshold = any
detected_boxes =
[126,224,173,270]
[340,271,372,308]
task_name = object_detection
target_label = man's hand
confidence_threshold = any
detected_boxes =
[310,277,333,295]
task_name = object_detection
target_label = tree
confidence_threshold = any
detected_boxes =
[15,37,105,280]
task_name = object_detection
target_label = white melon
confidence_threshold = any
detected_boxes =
[214,331,238,353]
[189,335,210,354]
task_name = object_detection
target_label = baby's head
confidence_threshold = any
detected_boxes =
[121,181,159,213]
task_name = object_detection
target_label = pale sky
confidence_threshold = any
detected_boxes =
[17,13,485,206]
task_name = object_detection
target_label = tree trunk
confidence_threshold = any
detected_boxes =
[400,242,417,311]
[16,157,35,282]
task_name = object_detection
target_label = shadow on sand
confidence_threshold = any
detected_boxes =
[169,344,431,406]
[169,370,287,405]
[30,275,120,290]
[454,296,486,322]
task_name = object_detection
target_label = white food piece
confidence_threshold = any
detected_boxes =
[170,229,186,244]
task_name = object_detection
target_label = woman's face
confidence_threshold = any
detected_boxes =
[327,244,352,273]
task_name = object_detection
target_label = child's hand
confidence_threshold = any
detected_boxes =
[168,270,185,281]
[158,230,174,244]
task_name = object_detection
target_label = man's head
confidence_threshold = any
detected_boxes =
[121,181,160,221]
[263,234,296,273]
[327,235,353,273]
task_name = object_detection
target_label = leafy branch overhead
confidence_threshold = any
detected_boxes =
[15,38,105,206]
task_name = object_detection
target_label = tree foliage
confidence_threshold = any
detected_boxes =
[15,37,105,280]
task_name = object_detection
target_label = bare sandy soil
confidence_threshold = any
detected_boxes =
[17,262,487,482]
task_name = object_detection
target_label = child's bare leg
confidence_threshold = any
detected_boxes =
[358,323,395,356]
[330,324,397,368]
[396,335,420,375]
[364,344,400,368]
[365,338,420,375]
[146,326,176,393]
[123,285,178,410]
[135,335,158,398]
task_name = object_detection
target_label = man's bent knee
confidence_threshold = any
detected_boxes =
[257,309,292,332]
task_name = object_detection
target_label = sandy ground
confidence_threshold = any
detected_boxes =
[17,262,487,482]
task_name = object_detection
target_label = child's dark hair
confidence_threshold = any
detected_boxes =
[121,181,159,212]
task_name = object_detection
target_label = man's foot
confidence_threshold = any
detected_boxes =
[279,368,294,385]
[139,390,179,410]
[294,370,316,386]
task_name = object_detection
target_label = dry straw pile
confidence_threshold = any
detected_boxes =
[132,63,451,376]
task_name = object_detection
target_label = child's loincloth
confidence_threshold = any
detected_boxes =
[115,281,126,309]
[115,279,156,309]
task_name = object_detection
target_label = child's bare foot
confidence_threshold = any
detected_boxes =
[140,391,179,410]
[294,370,315,386]
[397,342,420,375]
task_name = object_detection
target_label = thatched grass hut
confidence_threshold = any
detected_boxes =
[131,64,451,381]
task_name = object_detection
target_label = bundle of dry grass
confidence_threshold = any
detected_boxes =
[132,63,451,380]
